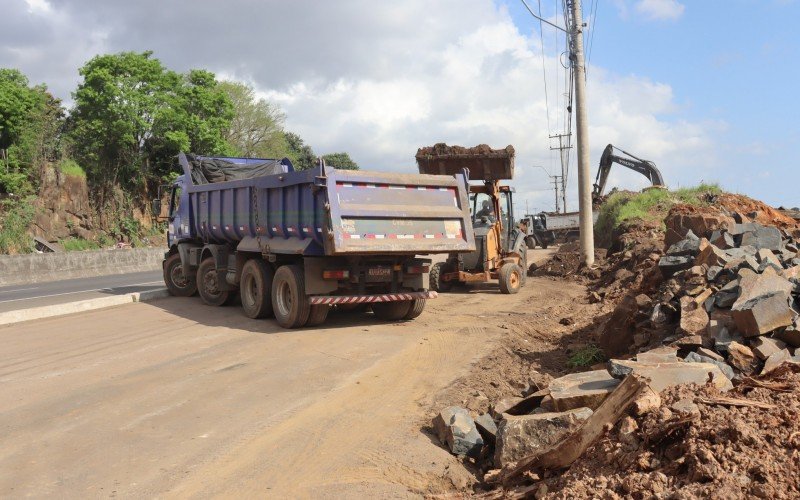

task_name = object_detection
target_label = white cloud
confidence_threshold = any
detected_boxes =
[634,0,686,21]
[0,0,715,212]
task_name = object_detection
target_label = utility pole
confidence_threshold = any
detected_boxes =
[549,133,571,213]
[567,0,594,266]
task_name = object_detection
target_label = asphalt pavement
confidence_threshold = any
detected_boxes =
[0,269,164,313]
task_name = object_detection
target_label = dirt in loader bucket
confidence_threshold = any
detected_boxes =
[415,143,515,181]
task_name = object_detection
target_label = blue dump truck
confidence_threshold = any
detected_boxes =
[154,153,475,328]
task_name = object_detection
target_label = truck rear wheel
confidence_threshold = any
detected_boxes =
[498,263,522,294]
[430,262,453,292]
[197,257,231,306]
[271,265,311,328]
[164,253,197,297]
[305,304,330,327]
[372,301,412,321]
[240,259,274,319]
[403,299,426,320]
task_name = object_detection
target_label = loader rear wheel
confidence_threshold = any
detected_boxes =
[240,259,274,319]
[430,262,453,293]
[164,253,197,297]
[272,265,311,329]
[197,257,231,306]
[498,263,522,295]
[305,304,330,327]
[372,301,412,321]
[403,298,426,320]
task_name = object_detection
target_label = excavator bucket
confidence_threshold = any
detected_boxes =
[416,143,515,181]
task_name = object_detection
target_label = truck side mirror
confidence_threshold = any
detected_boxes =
[152,199,163,219]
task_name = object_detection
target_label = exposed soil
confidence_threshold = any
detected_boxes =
[415,143,515,158]
[548,364,800,499]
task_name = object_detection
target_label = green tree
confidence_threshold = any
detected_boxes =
[0,69,64,195]
[283,131,316,171]
[321,152,358,170]
[69,51,235,195]
[219,80,287,158]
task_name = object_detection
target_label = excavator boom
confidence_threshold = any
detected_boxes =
[593,144,665,203]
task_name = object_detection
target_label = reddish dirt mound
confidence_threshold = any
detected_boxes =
[718,193,800,231]
[548,364,800,499]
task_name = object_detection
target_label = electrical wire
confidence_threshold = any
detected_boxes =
[537,0,552,138]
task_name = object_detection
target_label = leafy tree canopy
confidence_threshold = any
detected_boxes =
[321,152,358,170]
[219,80,287,158]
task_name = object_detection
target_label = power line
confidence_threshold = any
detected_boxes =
[537,0,552,137]
[587,0,599,67]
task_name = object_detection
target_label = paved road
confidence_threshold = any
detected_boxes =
[0,249,558,498]
[0,270,164,313]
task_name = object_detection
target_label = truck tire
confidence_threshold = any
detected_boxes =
[372,301,412,321]
[498,263,522,295]
[240,259,274,319]
[525,236,537,250]
[197,257,231,306]
[430,262,453,292]
[403,299,426,320]
[164,253,197,297]
[305,304,330,327]
[271,265,311,328]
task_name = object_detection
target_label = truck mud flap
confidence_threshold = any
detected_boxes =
[309,291,437,305]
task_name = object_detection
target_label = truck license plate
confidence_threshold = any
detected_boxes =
[368,268,391,277]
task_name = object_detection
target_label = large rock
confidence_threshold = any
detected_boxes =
[684,351,735,380]
[751,337,788,360]
[679,295,709,335]
[636,346,679,363]
[432,406,483,458]
[666,231,702,256]
[606,359,733,392]
[731,291,795,337]
[494,408,593,468]
[727,341,758,374]
[740,224,783,251]
[762,349,793,375]
[658,255,694,277]
[695,244,730,268]
[598,294,638,357]
[733,270,792,307]
[548,370,621,411]
[474,413,498,446]
[664,208,734,247]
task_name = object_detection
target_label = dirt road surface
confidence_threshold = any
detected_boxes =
[0,249,571,498]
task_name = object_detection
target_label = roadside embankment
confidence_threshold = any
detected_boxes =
[0,248,164,286]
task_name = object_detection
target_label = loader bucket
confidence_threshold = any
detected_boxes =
[416,144,515,181]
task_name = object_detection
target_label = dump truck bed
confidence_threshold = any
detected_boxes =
[179,153,475,256]
[415,143,515,181]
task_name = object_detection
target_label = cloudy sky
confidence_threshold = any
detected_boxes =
[2,0,799,212]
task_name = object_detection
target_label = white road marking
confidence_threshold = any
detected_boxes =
[0,281,163,304]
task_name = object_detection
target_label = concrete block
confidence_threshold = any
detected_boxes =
[548,370,621,411]
[494,408,593,468]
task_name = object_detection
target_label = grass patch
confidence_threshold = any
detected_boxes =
[58,159,86,179]
[595,183,721,239]
[0,197,37,254]
[567,345,606,369]
[59,237,101,252]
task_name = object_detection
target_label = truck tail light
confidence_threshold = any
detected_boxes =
[322,270,350,280]
[405,265,430,274]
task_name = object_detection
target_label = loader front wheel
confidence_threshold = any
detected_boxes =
[272,265,311,328]
[240,259,274,319]
[164,253,197,297]
[430,262,453,293]
[197,257,231,306]
[372,301,412,321]
[498,263,522,295]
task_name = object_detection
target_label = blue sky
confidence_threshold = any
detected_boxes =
[503,0,799,208]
